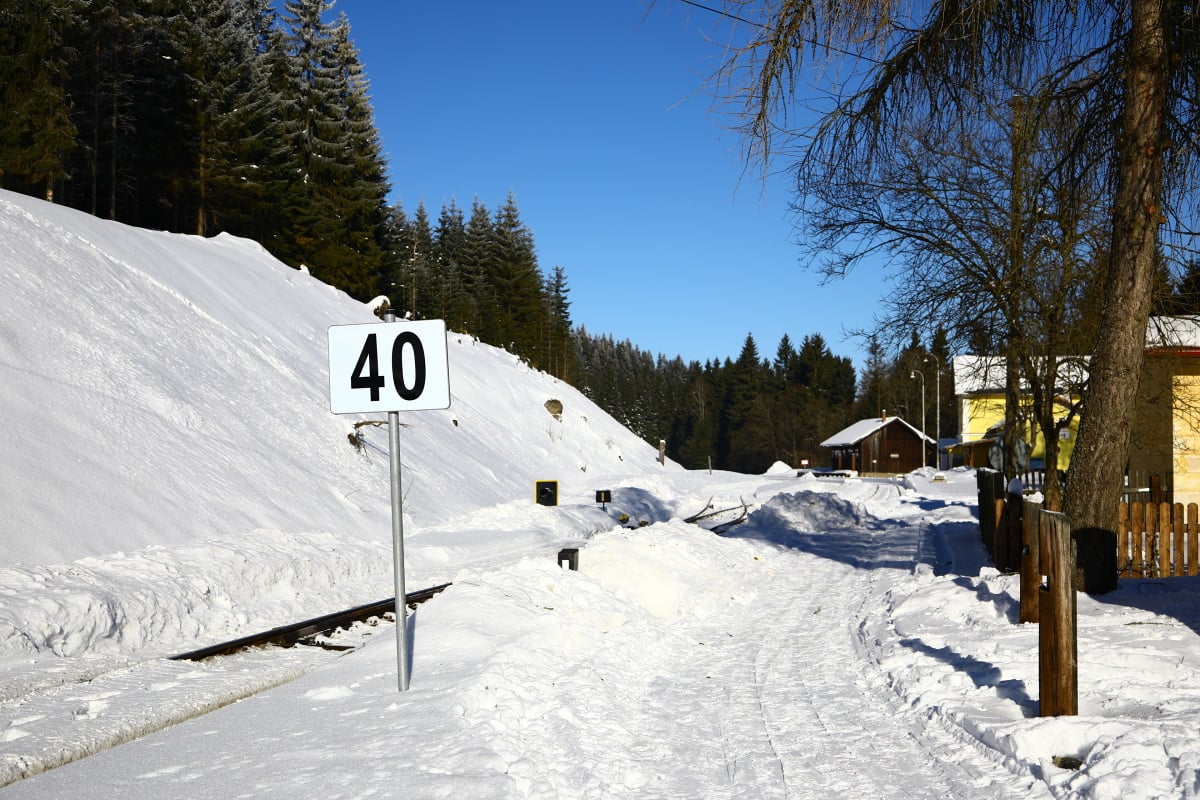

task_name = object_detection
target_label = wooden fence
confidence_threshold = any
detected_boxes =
[977,469,1194,582]
[1118,501,1200,578]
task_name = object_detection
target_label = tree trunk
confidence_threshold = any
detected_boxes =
[1063,0,1166,592]
[1003,343,1023,482]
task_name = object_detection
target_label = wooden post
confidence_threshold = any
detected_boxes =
[994,497,1008,569]
[1006,485,1023,572]
[1020,499,1041,623]
[1039,510,1078,717]
[977,470,997,562]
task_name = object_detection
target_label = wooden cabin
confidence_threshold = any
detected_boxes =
[820,413,933,474]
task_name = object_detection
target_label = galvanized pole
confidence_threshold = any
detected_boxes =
[910,370,926,466]
[923,353,942,472]
[383,309,410,692]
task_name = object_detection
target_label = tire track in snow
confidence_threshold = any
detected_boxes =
[683,515,1049,799]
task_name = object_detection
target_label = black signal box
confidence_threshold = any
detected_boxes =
[535,480,558,506]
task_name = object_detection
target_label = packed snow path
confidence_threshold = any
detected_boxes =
[658,488,1041,800]
[3,482,1048,799]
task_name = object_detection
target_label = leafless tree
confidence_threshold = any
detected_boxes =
[683,0,1199,550]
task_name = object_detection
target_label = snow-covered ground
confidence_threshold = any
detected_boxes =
[1,190,1199,798]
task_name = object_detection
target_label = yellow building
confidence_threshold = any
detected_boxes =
[1130,317,1200,506]
[950,355,1084,472]
[955,319,1200,506]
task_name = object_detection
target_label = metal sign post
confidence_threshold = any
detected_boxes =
[387,400,408,691]
[328,312,450,691]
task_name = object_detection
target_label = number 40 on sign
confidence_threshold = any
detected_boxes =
[328,320,451,414]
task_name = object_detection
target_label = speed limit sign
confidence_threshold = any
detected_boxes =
[328,319,451,414]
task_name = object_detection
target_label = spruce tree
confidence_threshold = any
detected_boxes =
[327,11,388,294]
[0,0,80,201]
[381,202,411,310]
[434,199,469,326]
[173,0,264,235]
[543,265,575,381]
[401,201,434,318]
[275,0,386,298]
[461,197,494,338]
[719,334,769,471]
[65,1,184,223]
[488,192,544,362]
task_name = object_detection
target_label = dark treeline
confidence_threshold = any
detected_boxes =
[573,328,955,473]
[2,0,388,298]
[575,330,855,472]
[0,0,574,376]
[1,0,956,473]
[382,195,575,383]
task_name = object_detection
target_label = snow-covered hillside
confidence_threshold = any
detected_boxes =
[0,189,669,570]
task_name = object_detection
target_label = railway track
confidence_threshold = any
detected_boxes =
[170,582,453,661]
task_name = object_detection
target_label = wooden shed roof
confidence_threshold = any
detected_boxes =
[820,416,934,448]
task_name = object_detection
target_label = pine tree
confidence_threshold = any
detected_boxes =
[489,192,544,363]
[0,0,81,201]
[173,0,265,235]
[543,265,576,381]
[434,199,469,326]
[65,1,184,223]
[275,0,386,298]
[461,198,494,338]
[401,201,434,318]
[381,202,411,310]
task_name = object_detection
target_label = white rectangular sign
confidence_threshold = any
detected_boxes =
[328,320,451,414]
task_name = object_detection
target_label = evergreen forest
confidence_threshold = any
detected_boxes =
[1,0,961,472]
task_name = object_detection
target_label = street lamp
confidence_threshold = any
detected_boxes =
[922,352,942,474]
[910,369,926,467]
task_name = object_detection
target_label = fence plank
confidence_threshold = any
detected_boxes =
[1135,502,1147,578]
[1118,503,1131,577]
[1185,503,1195,578]
[1173,503,1185,577]
[1156,503,1166,578]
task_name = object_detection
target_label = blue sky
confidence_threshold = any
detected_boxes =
[332,0,885,370]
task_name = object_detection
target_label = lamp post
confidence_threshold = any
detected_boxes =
[910,369,926,467]
[922,353,942,474]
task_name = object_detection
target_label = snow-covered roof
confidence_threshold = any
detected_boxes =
[952,355,1089,395]
[820,416,934,448]
[1148,316,1200,348]
[955,316,1200,396]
